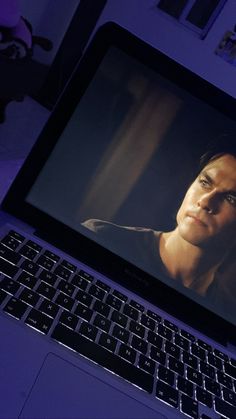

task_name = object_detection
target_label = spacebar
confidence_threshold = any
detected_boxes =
[51,323,153,393]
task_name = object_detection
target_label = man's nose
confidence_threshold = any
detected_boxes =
[197,191,219,213]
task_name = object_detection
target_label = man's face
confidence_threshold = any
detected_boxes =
[176,154,236,250]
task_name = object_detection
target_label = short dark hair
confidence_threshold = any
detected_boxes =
[199,134,236,171]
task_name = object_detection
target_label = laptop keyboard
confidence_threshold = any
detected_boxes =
[1,229,236,419]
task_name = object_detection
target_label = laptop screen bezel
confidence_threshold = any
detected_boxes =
[2,22,236,345]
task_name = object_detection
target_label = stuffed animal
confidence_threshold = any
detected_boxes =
[0,0,52,122]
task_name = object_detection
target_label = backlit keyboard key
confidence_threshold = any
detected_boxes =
[217,371,233,389]
[19,245,37,260]
[51,323,153,393]
[54,265,71,281]
[25,308,53,334]
[208,352,223,370]
[174,334,189,351]
[1,236,20,250]
[55,292,74,311]
[197,338,212,352]
[147,330,163,348]
[158,324,172,341]
[186,367,203,386]
[177,376,193,397]
[20,260,39,276]
[59,311,79,330]
[140,313,155,331]
[214,397,236,418]
[36,282,56,300]
[158,365,175,386]
[61,260,76,272]
[129,320,145,338]
[19,288,40,307]
[93,300,111,318]
[71,275,88,290]
[106,294,122,311]
[39,299,59,318]
[98,333,117,352]
[112,289,128,302]
[79,321,98,341]
[223,387,236,406]
[57,280,75,297]
[17,271,38,289]
[156,380,179,408]
[93,313,111,333]
[26,240,42,252]
[164,319,178,332]
[96,280,111,293]
[0,259,19,278]
[195,386,212,408]
[199,360,215,380]
[74,303,93,321]
[191,343,206,361]
[131,335,148,355]
[139,354,155,375]
[181,394,198,419]
[150,346,166,365]
[76,290,93,307]
[205,377,221,397]
[181,329,195,342]
[112,324,130,344]
[224,363,236,380]
[0,289,7,304]
[0,244,21,264]
[230,358,236,368]
[37,255,54,270]
[39,270,58,286]
[123,304,139,321]
[8,230,25,242]
[119,343,136,364]
[146,310,161,322]
[88,284,105,301]
[0,277,21,295]
[43,250,60,262]
[213,349,229,362]
[130,300,144,312]
[168,356,184,376]
[78,270,93,282]
[165,341,180,359]
[111,310,128,328]
[4,297,28,319]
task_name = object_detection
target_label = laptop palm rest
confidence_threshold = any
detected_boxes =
[19,353,166,419]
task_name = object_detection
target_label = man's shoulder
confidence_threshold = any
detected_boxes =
[82,218,160,238]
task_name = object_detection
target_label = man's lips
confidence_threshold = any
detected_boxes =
[187,213,208,226]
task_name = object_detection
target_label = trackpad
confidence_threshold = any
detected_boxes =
[20,353,165,418]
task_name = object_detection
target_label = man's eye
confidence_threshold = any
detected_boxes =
[225,195,236,206]
[199,178,210,188]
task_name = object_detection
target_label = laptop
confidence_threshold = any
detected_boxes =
[1,22,236,419]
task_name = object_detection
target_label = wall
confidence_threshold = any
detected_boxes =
[91,0,236,98]
[20,0,80,65]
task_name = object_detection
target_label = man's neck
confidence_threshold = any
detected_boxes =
[158,228,221,295]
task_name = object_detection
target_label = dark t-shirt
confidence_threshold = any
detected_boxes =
[82,219,235,322]
[82,219,163,276]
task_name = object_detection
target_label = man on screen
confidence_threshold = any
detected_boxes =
[82,138,236,318]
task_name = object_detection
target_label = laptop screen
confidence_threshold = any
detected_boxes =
[25,45,236,326]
